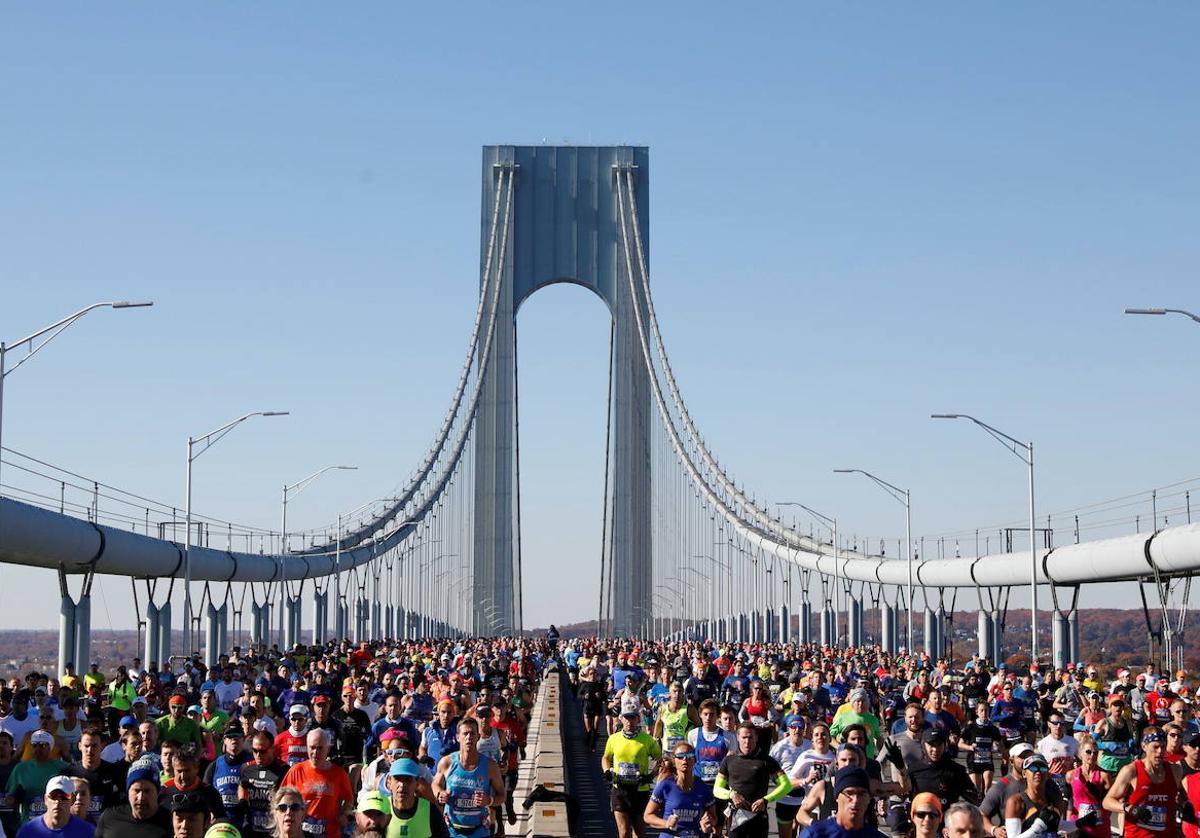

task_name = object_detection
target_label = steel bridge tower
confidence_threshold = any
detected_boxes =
[473,145,652,637]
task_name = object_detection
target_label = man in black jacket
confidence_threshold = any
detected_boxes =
[908,729,980,809]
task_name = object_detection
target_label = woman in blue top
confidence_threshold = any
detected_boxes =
[645,743,717,838]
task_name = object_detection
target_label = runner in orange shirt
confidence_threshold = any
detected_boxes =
[282,728,353,837]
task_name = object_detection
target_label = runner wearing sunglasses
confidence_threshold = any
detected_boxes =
[643,744,716,838]
[1003,754,1065,838]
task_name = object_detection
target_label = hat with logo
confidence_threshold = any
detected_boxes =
[31,730,55,746]
[356,789,392,815]
[921,728,947,746]
[1009,742,1035,759]
[45,775,76,797]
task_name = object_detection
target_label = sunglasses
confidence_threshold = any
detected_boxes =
[1082,749,1097,755]
[46,793,71,802]
[1025,764,1049,774]
[673,752,697,760]
[385,748,407,756]
[251,747,272,754]
[275,802,305,813]
[914,811,939,820]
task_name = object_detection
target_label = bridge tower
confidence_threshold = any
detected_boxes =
[473,146,652,637]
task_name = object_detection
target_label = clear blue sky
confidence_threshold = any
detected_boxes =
[1,4,1197,632]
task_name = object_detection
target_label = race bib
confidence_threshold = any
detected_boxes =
[699,761,719,782]
[617,760,639,780]
[301,816,327,834]
[1145,806,1167,831]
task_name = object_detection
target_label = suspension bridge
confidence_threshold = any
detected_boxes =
[1,145,1198,676]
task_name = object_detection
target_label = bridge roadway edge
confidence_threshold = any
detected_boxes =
[515,665,615,838]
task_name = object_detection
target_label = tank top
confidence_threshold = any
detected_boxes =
[744,696,770,726]
[57,719,83,760]
[660,705,691,751]
[1126,760,1178,838]
[1072,766,1111,838]
[689,727,730,783]
[446,752,492,831]
[389,797,433,838]
[477,728,502,763]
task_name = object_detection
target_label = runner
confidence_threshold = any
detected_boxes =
[1104,727,1184,838]
[602,708,661,838]
[432,717,505,838]
[282,729,354,837]
[643,742,717,838]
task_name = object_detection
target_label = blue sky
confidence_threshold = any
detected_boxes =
[1,4,1197,631]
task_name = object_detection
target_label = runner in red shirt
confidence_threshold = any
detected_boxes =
[274,704,311,767]
[283,728,353,837]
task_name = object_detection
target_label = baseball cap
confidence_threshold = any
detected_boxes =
[621,708,640,718]
[165,788,208,814]
[313,694,331,705]
[787,718,805,729]
[1009,742,1035,759]
[1186,732,1200,748]
[288,705,309,718]
[921,729,947,746]
[205,825,243,838]
[132,696,148,706]
[188,704,203,715]
[388,758,422,778]
[119,714,138,729]
[1107,695,1125,707]
[1024,754,1050,771]
[31,730,54,746]
[356,789,391,815]
[223,724,245,739]
[46,775,75,797]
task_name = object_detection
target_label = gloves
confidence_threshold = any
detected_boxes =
[884,739,904,771]
[1180,801,1198,825]
[1029,818,1050,836]
[603,769,614,784]
[1125,805,1151,825]
[1075,812,1100,829]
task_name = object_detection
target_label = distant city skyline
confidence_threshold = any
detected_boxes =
[1,4,1197,629]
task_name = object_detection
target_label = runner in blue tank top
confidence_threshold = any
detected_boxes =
[433,717,505,838]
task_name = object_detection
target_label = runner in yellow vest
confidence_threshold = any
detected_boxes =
[653,682,697,753]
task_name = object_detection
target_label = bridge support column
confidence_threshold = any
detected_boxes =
[384,605,394,640]
[978,610,994,662]
[335,599,348,643]
[281,598,296,648]
[58,596,77,678]
[935,605,947,661]
[205,603,227,669]
[880,602,894,654]
[1068,608,1079,663]
[311,590,327,645]
[1052,614,1069,671]
[250,603,264,648]
[800,602,812,644]
[144,603,160,669]
[764,608,775,643]
[989,608,1002,664]
[779,605,790,644]
[848,598,863,648]
[158,601,172,665]
[924,608,937,659]
[819,608,832,646]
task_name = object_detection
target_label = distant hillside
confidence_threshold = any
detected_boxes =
[0,607,1183,677]
[527,608,1188,668]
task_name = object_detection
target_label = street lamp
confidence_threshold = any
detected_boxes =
[835,468,913,652]
[278,465,357,643]
[281,466,358,555]
[932,413,1038,661]
[185,410,289,653]
[1124,307,1200,324]
[0,300,153,501]
[777,501,839,645]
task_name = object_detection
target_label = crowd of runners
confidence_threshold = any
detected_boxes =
[1,633,1198,838]
[0,637,548,837]
[565,640,1200,838]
